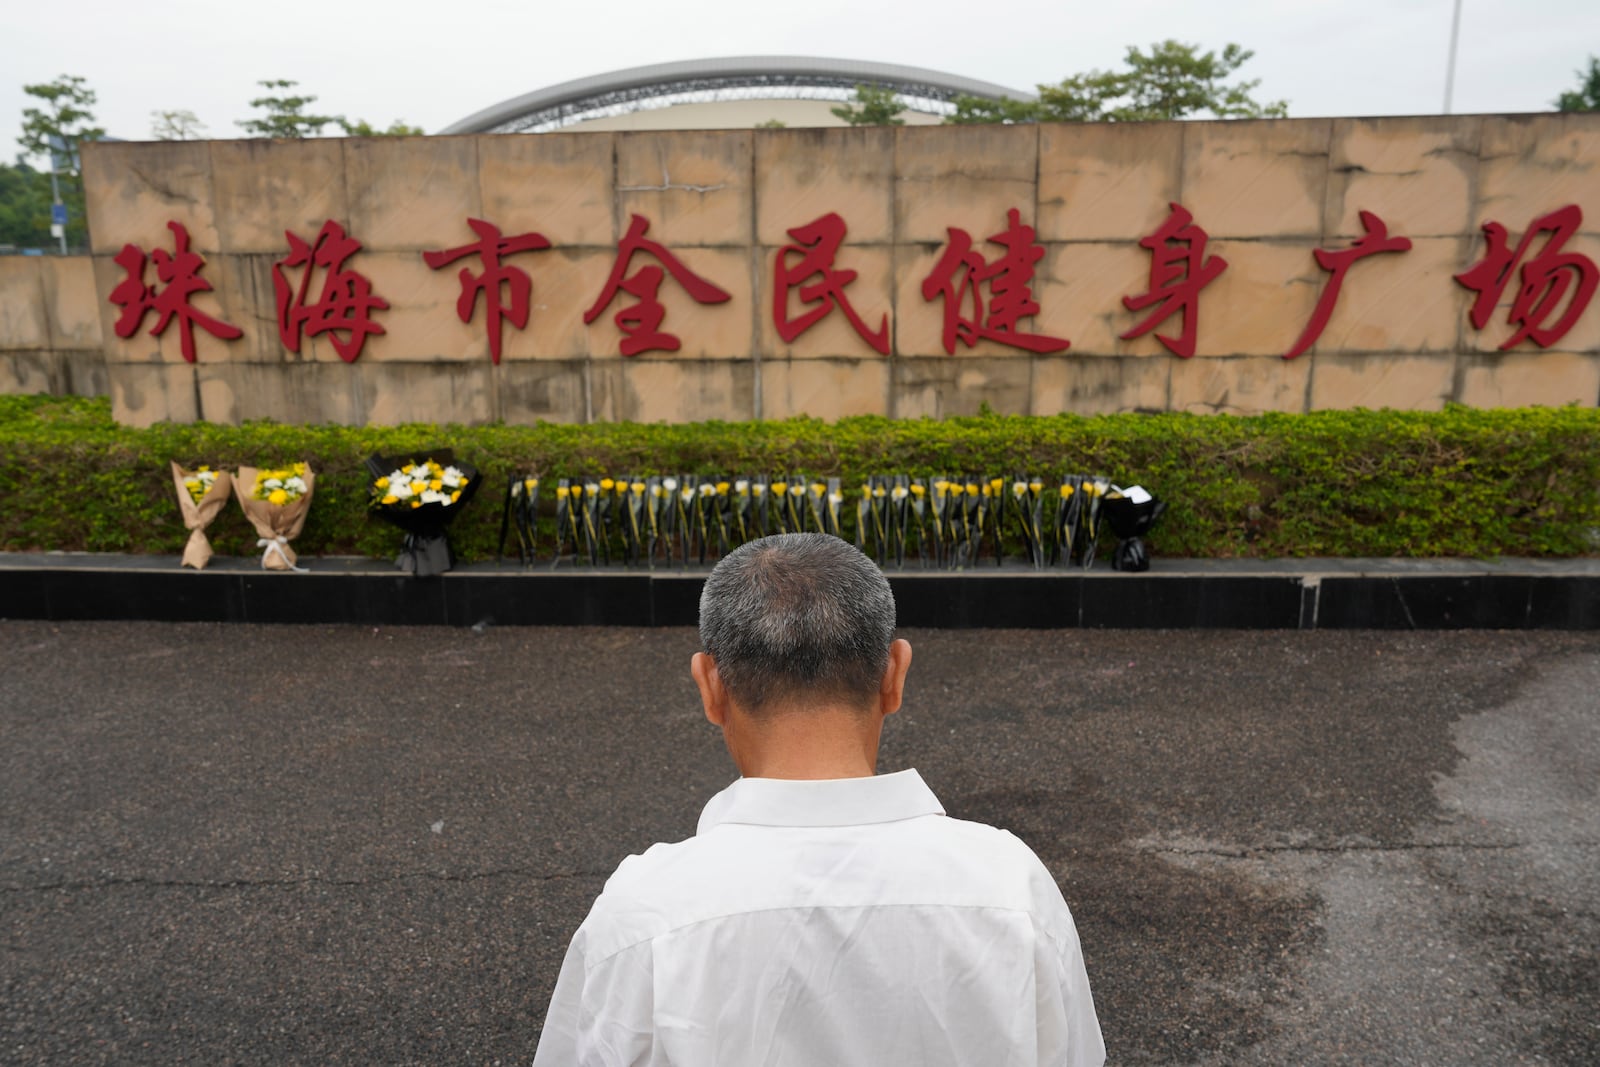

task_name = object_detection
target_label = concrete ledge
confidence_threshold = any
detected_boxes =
[4,553,1598,628]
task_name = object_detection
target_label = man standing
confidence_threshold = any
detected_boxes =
[533,533,1105,1066]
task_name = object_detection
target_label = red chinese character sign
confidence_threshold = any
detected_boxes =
[921,208,1068,354]
[1121,203,1226,358]
[274,220,388,363]
[108,221,242,362]
[584,214,731,356]
[1455,205,1597,350]
[424,218,552,364]
[1284,211,1412,360]
[773,212,889,355]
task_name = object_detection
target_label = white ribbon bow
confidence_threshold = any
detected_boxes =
[257,536,306,572]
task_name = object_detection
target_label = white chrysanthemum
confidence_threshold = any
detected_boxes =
[663,477,678,491]
[734,479,749,493]
[421,489,449,505]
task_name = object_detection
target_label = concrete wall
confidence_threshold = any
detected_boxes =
[22,114,1600,424]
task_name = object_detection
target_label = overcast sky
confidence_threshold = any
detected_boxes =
[4,0,1597,154]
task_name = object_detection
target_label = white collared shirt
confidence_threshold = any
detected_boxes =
[533,769,1105,1066]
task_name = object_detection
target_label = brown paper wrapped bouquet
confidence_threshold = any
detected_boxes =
[171,462,234,570]
[236,463,315,571]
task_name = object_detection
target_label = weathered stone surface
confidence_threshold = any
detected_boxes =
[345,136,482,252]
[1298,237,1466,356]
[756,127,896,246]
[1033,242,1159,356]
[192,361,358,424]
[1038,123,1184,243]
[478,132,616,248]
[1169,354,1312,414]
[892,356,1032,418]
[894,125,1038,244]
[1031,355,1171,415]
[358,361,495,425]
[82,140,220,255]
[496,360,589,423]
[211,139,349,254]
[615,130,753,247]
[40,256,103,350]
[1476,114,1600,234]
[1181,120,1331,239]
[1456,352,1600,408]
[758,244,893,359]
[29,114,1600,422]
[0,257,48,349]
[354,252,486,363]
[583,247,752,360]
[108,362,199,425]
[592,359,755,422]
[1324,117,1479,239]
[1149,239,1322,358]
[496,248,617,361]
[760,357,890,419]
[1308,353,1456,411]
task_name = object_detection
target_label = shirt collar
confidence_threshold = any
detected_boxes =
[696,768,945,835]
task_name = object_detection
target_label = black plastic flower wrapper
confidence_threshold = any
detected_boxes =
[1101,492,1168,573]
[366,451,483,577]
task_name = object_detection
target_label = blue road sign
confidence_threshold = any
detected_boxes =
[50,204,68,226]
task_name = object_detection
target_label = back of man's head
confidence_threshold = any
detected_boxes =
[698,533,896,714]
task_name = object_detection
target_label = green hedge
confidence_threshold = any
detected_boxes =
[2,394,1598,561]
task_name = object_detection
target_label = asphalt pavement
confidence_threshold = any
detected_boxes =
[3,621,1597,1065]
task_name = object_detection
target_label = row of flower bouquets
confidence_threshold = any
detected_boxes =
[504,474,1166,571]
[171,455,1165,575]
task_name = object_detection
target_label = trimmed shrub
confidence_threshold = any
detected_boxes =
[2,395,1597,561]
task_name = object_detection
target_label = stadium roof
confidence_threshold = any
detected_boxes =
[440,56,1034,134]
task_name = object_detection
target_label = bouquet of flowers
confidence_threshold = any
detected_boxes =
[236,463,314,571]
[170,462,234,569]
[366,452,481,577]
[1101,484,1167,572]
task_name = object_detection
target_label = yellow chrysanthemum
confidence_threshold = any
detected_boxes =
[267,488,289,506]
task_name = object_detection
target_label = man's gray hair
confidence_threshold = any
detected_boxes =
[699,533,896,713]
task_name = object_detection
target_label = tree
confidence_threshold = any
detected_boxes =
[0,161,53,248]
[16,75,103,249]
[337,118,426,137]
[237,79,342,138]
[151,109,207,140]
[948,41,1288,124]
[1555,56,1600,111]
[831,84,906,126]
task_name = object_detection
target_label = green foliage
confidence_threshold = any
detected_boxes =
[1,397,1597,563]
[0,161,52,247]
[948,40,1287,124]
[1555,56,1600,112]
[16,74,102,248]
[237,79,342,138]
[831,84,907,126]
[337,118,426,137]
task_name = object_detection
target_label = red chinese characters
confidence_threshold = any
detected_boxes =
[1121,203,1226,358]
[108,221,242,362]
[921,208,1068,354]
[773,212,889,355]
[1284,211,1412,359]
[425,218,552,364]
[584,214,732,356]
[1454,205,1597,350]
[273,220,388,363]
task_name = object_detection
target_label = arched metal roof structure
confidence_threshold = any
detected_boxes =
[440,56,1034,134]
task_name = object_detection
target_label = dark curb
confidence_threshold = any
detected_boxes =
[4,553,1598,628]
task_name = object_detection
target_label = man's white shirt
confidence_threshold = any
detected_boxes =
[532,769,1105,1066]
